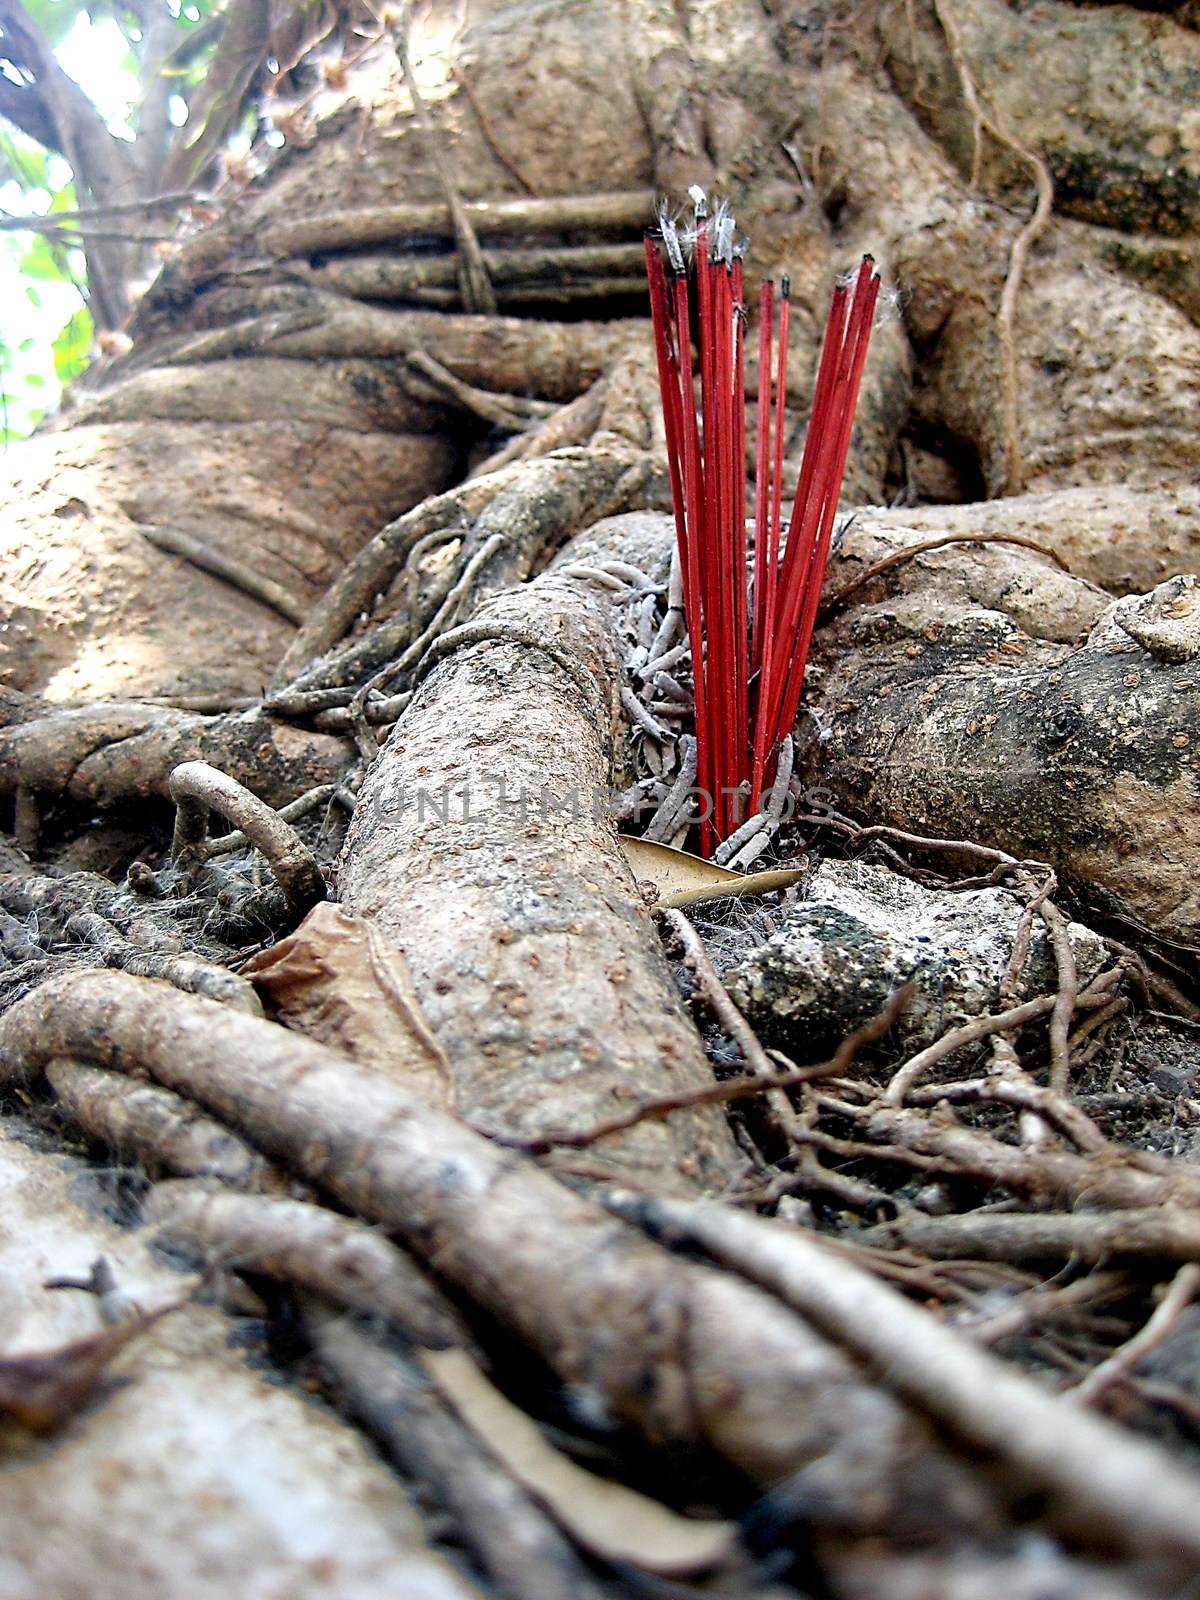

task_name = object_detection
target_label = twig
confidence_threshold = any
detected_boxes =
[304,1303,611,1600]
[395,3,496,314]
[819,532,1070,620]
[1042,900,1079,1095]
[608,1193,1200,1568]
[449,62,536,193]
[481,985,912,1154]
[404,348,554,428]
[0,191,200,226]
[1071,1264,1200,1408]
[137,523,306,625]
[793,810,1036,873]
[168,760,327,914]
[665,906,804,1141]
[988,877,1052,1142]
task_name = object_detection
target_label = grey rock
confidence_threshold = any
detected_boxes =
[1149,1061,1194,1098]
[725,860,1106,1057]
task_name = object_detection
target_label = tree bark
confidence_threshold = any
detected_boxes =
[2,0,1199,1592]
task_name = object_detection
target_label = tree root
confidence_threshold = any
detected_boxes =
[255,190,653,261]
[274,447,640,697]
[403,349,555,428]
[395,2,496,315]
[0,869,262,1012]
[930,0,1055,493]
[831,1097,1200,1211]
[168,759,327,915]
[145,1181,465,1348]
[304,1304,613,1600]
[304,248,649,310]
[269,463,522,681]
[882,968,1120,1113]
[336,515,741,1193]
[136,522,307,626]
[609,1192,1200,1574]
[0,697,351,814]
[47,1060,287,1191]
[1070,1263,1200,1408]
[817,531,1071,622]
[863,1205,1200,1267]
[0,969,994,1538]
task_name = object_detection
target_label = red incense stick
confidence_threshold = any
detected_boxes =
[644,193,879,856]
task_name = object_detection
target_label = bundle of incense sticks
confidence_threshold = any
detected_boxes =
[644,190,880,855]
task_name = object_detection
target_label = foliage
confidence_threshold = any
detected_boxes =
[0,0,316,442]
[0,125,88,442]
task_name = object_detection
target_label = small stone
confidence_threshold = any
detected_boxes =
[914,1184,954,1215]
[777,1197,815,1227]
[724,860,1106,1056]
[1150,1061,1193,1097]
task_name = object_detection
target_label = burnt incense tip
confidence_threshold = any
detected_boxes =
[714,205,736,266]
[661,216,686,276]
[780,273,791,300]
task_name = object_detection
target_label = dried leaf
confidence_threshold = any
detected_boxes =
[619,836,804,909]
[420,1347,735,1576]
[0,1305,174,1434]
[242,903,454,1108]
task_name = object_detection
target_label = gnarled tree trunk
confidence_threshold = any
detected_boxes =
[2,0,1200,1594]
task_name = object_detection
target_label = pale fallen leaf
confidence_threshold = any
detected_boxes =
[242,903,454,1108]
[420,1346,735,1576]
[619,836,805,909]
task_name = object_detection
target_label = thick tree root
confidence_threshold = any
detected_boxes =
[337,513,740,1192]
[0,696,351,814]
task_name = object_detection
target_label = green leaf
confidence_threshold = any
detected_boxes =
[19,0,78,51]
[18,234,66,283]
[52,305,93,385]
